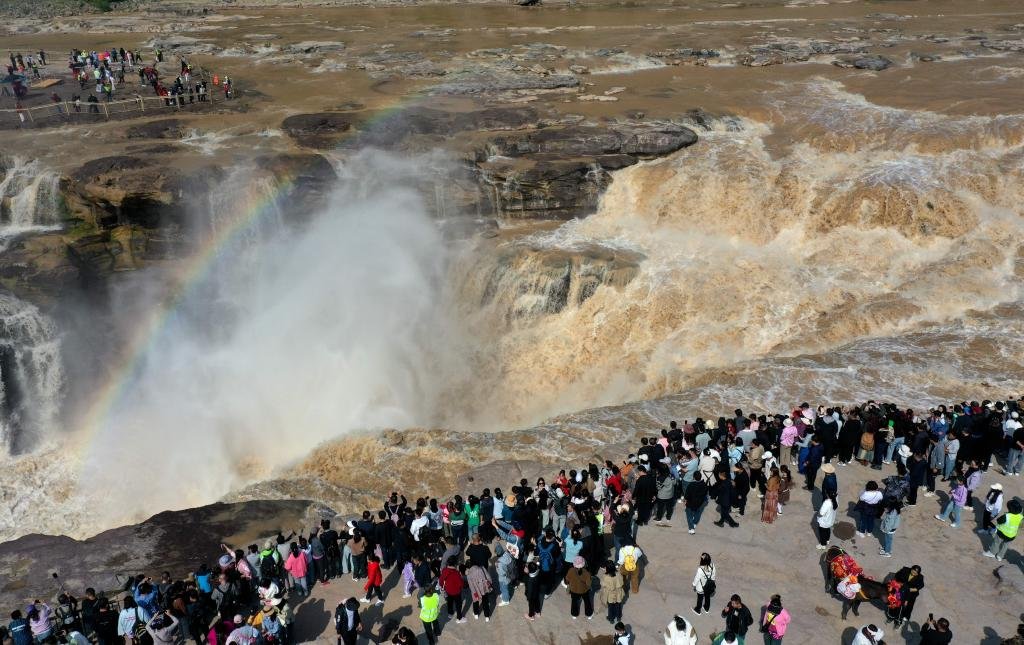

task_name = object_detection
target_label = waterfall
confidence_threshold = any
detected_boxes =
[0,157,62,252]
[0,292,64,454]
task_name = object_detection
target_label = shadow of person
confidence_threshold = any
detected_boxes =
[840,626,857,645]
[370,605,412,643]
[981,625,1004,645]
[291,597,331,642]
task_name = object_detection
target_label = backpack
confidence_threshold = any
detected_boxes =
[622,547,638,573]
[132,609,153,645]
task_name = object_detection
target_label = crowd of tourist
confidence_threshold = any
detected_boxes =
[3,47,234,124]
[1,398,1022,645]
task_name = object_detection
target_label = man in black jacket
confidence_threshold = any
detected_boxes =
[334,597,361,645]
[632,466,658,527]
[712,471,739,528]
[683,477,708,534]
[721,594,753,637]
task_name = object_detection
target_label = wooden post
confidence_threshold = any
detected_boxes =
[101,102,108,119]
[139,97,145,112]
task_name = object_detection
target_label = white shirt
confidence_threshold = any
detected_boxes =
[851,628,884,645]
[1004,419,1021,437]
[817,498,837,528]
[859,490,883,505]
[410,516,429,541]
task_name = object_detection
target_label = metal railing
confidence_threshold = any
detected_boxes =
[0,94,215,128]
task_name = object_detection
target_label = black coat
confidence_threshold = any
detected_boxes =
[633,474,657,506]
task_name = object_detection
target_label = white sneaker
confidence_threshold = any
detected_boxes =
[880,552,892,558]
[498,600,510,607]
[485,617,490,623]
[402,593,411,599]
[856,532,865,537]
[982,551,996,558]
[950,523,959,528]
[572,616,577,621]
[456,618,466,624]
[587,615,593,620]
[375,600,385,606]
[934,515,945,522]
[474,613,479,620]
[688,529,695,535]
[359,598,370,604]
[924,492,934,497]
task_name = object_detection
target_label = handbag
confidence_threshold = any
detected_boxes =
[759,611,777,634]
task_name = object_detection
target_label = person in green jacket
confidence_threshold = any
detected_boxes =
[984,499,1023,561]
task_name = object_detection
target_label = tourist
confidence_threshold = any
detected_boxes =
[761,466,781,524]
[336,600,364,645]
[801,436,824,490]
[360,554,384,605]
[878,499,901,557]
[524,562,543,621]
[617,538,643,594]
[907,451,928,506]
[390,626,415,644]
[820,463,838,498]
[284,544,309,597]
[892,565,924,624]
[720,595,753,639]
[1006,419,1024,476]
[536,528,562,597]
[934,476,967,528]
[732,462,750,516]
[777,466,792,513]
[983,499,1023,561]
[598,562,624,625]
[117,598,147,645]
[145,612,179,645]
[978,483,1004,535]
[8,611,31,645]
[815,491,838,550]
[614,622,633,645]
[759,595,790,645]
[467,562,494,621]
[418,587,440,644]
[683,474,708,534]
[855,481,883,537]
[713,470,739,528]
[851,624,884,645]
[565,556,593,620]
[654,462,677,525]
[920,615,953,645]
[692,553,716,615]
[712,632,741,645]
[663,615,698,645]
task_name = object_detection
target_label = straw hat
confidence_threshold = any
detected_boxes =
[821,463,836,474]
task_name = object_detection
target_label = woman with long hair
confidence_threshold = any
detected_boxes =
[762,467,781,524]
[691,553,716,615]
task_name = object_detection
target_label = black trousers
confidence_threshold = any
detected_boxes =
[570,592,593,617]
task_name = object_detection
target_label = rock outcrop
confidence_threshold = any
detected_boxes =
[0,500,327,609]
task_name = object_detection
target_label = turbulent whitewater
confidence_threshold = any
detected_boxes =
[3,75,1024,540]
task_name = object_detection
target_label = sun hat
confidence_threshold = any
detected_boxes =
[821,463,836,474]
[704,420,715,430]
[992,483,1003,491]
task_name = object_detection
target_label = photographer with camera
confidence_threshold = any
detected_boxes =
[920,614,953,645]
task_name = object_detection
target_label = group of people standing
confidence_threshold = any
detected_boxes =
[2,397,1020,645]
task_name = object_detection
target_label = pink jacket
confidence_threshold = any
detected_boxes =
[781,426,800,447]
[764,607,791,638]
[285,552,308,578]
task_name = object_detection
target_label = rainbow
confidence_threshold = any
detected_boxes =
[73,170,300,454]
[72,96,426,455]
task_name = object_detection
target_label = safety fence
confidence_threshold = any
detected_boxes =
[0,94,216,128]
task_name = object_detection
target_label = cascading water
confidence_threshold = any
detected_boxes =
[0,292,63,455]
[0,157,62,252]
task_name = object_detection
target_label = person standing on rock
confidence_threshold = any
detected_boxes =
[759,595,790,645]
[691,553,716,615]
[815,491,838,550]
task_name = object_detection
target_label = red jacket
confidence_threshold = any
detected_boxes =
[439,567,464,596]
[364,561,383,590]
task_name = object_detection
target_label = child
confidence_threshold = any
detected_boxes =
[361,555,384,605]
